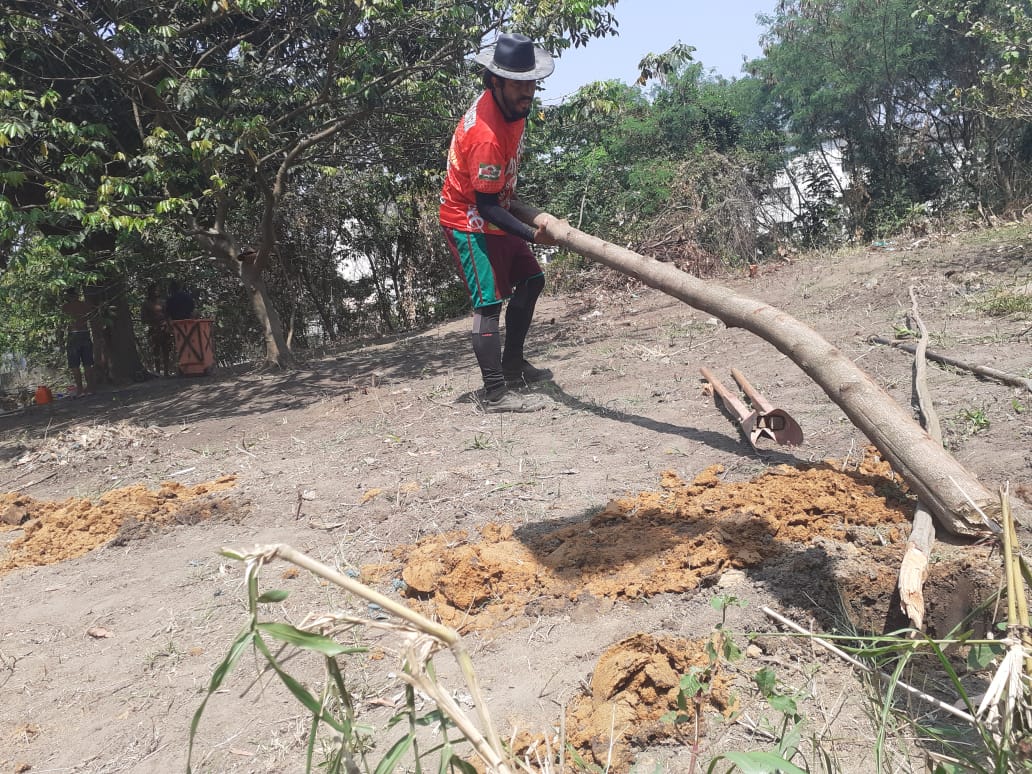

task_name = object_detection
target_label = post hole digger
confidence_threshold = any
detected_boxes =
[700,367,803,449]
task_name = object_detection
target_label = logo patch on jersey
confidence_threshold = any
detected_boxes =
[477,163,501,181]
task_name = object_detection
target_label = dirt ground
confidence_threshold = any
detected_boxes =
[1,225,1031,773]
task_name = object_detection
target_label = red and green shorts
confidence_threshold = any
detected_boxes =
[442,229,543,309]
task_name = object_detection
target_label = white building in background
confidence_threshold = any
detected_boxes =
[0,352,29,391]
[761,140,853,228]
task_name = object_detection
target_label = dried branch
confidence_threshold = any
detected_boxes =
[870,336,1032,392]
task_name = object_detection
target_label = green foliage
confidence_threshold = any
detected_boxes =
[659,596,830,774]
[710,593,748,628]
[919,0,1032,120]
[662,595,747,732]
[754,0,1032,234]
[525,64,778,268]
[706,750,807,774]
[846,626,1029,773]
[6,0,1032,373]
[978,290,1032,317]
[189,552,485,773]
[958,406,990,433]
[0,239,96,369]
[0,0,619,365]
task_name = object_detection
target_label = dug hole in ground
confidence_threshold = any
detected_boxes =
[1,228,1031,772]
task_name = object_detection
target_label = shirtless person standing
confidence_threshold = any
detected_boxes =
[61,288,97,395]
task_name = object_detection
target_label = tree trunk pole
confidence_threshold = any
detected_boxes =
[512,202,1013,536]
[240,260,295,368]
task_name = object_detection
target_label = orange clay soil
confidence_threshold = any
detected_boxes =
[567,632,738,770]
[390,451,920,771]
[387,452,911,632]
[498,633,739,772]
[0,451,995,772]
[0,475,237,575]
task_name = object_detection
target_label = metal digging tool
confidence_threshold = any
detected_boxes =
[699,366,804,448]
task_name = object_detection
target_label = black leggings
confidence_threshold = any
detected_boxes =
[471,275,544,395]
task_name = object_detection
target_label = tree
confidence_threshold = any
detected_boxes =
[1,0,618,368]
[753,0,1032,232]
[525,60,780,270]
[920,0,1032,120]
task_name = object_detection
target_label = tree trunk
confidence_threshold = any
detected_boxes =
[106,283,146,382]
[86,278,145,385]
[512,202,1017,537]
[239,260,295,368]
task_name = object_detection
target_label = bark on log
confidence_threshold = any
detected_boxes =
[512,202,1014,537]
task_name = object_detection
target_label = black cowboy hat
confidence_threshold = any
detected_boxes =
[474,33,554,81]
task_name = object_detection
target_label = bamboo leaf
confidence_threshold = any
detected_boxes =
[252,632,346,734]
[257,621,364,656]
[186,627,255,772]
[705,750,807,774]
[257,588,289,603]
[373,733,414,774]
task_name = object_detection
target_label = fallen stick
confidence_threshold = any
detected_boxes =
[512,202,1019,535]
[898,290,937,632]
[0,468,60,492]
[234,544,517,774]
[761,606,976,725]
[869,336,1032,392]
[21,470,60,490]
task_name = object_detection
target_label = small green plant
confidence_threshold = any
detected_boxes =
[958,406,990,433]
[661,666,713,729]
[189,545,515,774]
[1011,398,1025,415]
[661,595,748,769]
[711,593,747,623]
[468,433,492,450]
[664,594,818,774]
[978,291,1032,318]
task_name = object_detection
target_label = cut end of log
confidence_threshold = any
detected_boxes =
[898,544,929,630]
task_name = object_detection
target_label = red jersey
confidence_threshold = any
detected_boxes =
[439,90,525,234]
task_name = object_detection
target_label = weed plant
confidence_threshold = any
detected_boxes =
[192,491,1030,773]
[188,544,515,774]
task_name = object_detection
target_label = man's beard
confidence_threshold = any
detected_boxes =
[495,90,532,121]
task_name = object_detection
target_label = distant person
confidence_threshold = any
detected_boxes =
[141,283,173,376]
[439,33,561,413]
[165,280,195,321]
[60,287,96,396]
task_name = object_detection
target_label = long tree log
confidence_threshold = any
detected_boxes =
[512,202,1017,536]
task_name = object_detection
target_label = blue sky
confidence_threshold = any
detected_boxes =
[539,0,776,104]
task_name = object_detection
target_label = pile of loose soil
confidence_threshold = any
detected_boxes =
[387,449,913,632]
[564,632,738,770]
[503,632,739,771]
[0,475,239,574]
[387,446,999,769]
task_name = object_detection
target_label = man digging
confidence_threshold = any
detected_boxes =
[439,32,564,413]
